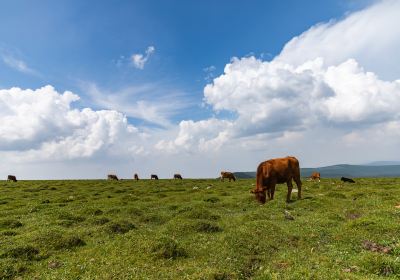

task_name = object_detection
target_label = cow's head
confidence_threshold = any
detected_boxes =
[250,188,266,204]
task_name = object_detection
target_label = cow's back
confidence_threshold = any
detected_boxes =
[262,156,300,183]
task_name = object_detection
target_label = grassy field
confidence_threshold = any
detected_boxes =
[0,178,400,279]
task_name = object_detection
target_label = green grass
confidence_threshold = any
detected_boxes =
[0,178,400,279]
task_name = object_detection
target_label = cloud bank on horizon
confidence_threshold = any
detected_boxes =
[1,0,400,178]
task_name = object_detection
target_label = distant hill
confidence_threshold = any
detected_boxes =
[366,161,400,166]
[234,164,400,179]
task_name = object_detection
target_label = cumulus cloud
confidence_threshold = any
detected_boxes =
[0,85,146,161]
[156,118,233,153]
[206,56,400,128]
[159,0,400,154]
[131,46,155,69]
[276,0,400,80]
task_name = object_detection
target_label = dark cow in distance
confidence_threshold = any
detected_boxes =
[310,172,321,182]
[151,174,159,180]
[134,173,139,180]
[341,177,355,183]
[251,156,302,204]
[220,171,236,182]
[107,174,119,181]
[174,174,183,180]
[7,175,17,182]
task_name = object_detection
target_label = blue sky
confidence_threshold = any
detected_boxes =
[0,0,399,179]
[1,0,365,118]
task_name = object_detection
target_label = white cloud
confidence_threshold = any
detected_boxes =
[81,81,193,128]
[131,46,155,69]
[155,118,233,153]
[1,53,38,75]
[3,1,400,179]
[0,85,146,161]
[276,0,400,80]
[205,56,400,129]
[160,0,400,156]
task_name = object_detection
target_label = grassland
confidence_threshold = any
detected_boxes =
[0,178,400,279]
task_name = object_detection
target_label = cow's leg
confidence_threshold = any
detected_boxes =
[270,184,276,200]
[294,176,302,199]
[286,180,293,202]
[266,187,272,200]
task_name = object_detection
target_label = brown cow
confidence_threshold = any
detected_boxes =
[107,174,119,181]
[174,174,183,180]
[310,172,321,182]
[7,175,17,182]
[134,173,139,180]
[220,171,236,182]
[251,156,302,204]
[151,174,159,180]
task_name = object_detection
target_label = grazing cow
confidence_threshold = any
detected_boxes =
[151,174,159,180]
[251,156,302,204]
[220,171,236,182]
[310,172,321,182]
[134,173,139,180]
[7,175,17,182]
[107,174,119,181]
[174,174,183,180]
[341,177,355,183]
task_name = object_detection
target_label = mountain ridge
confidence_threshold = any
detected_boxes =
[234,164,400,179]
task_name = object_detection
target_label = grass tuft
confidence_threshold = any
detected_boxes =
[1,246,39,260]
[195,221,223,233]
[0,219,23,229]
[107,221,136,234]
[151,237,187,259]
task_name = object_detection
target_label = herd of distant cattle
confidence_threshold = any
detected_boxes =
[5,156,357,204]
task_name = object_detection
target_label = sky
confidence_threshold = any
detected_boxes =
[0,0,399,179]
